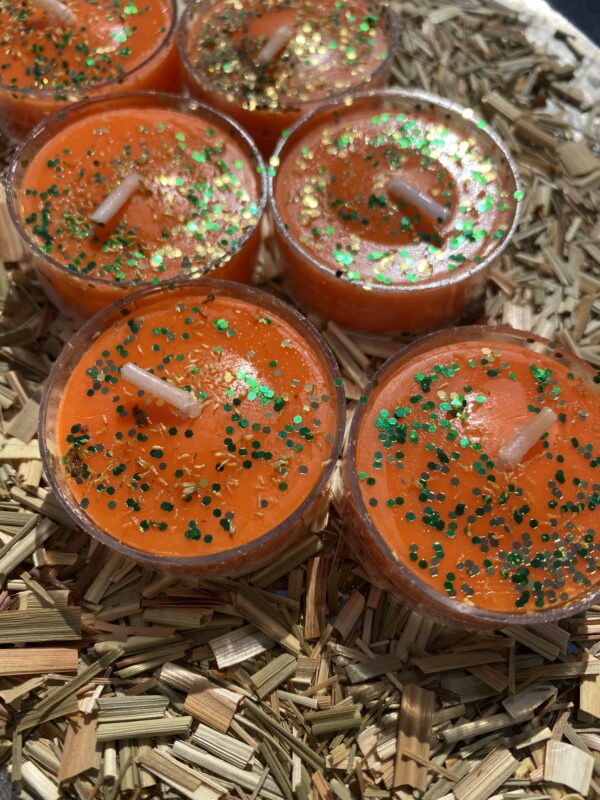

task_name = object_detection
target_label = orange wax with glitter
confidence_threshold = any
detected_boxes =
[13,99,264,318]
[0,0,181,141]
[271,92,521,336]
[179,0,394,155]
[48,284,341,569]
[347,329,600,621]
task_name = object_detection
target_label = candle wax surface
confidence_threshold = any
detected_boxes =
[55,289,338,558]
[18,107,261,284]
[0,0,172,94]
[355,341,600,614]
[184,0,389,112]
[274,107,518,289]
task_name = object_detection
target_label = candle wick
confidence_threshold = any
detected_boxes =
[31,0,75,25]
[91,173,144,227]
[256,25,294,66]
[121,363,202,419]
[387,177,452,224]
[495,406,558,470]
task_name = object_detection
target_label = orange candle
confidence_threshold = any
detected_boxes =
[40,280,344,575]
[344,327,600,626]
[178,0,396,156]
[0,0,182,142]
[8,92,266,319]
[271,90,522,336]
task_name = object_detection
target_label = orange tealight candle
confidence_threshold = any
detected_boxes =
[40,280,344,576]
[271,90,522,336]
[178,0,397,156]
[0,0,182,142]
[7,92,266,319]
[344,327,600,626]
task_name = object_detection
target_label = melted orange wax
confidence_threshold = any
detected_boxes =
[0,0,181,139]
[18,105,262,317]
[355,340,600,614]
[55,288,338,559]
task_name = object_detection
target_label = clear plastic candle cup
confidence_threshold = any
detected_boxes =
[178,0,398,156]
[0,0,182,142]
[270,89,522,337]
[344,326,600,627]
[40,280,345,577]
[7,92,267,319]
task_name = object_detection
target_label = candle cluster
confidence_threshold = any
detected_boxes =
[7,0,595,621]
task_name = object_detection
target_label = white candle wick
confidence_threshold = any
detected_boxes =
[256,25,294,66]
[495,406,558,470]
[32,0,75,26]
[387,177,452,224]
[91,173,143,226]
[121,363,202,419]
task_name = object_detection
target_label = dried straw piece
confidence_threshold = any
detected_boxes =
[556,141,600,177]
[243,700,325,771]
[0,646,77,676]
[0,185,25,263]
[20,645,124,727]
[0,607,81,643]
[141,606,214,629]
[97,715,193,742]
[502,684,555,720]
[332,592,365,642]
[304,556,328,640]
[5,398,40,443]
[393,684,435,791]
[21,759,60,800]
[249,534,324,588]
[183,676,241,733]
[468,665,508,693]
[346,654,406,684]
[305,704,362,736]
[442,713,525,744]
[172,740,282,799]
[57,712,98,783]
[9,487,76,529]
[258,739,294,800]
[209,624,274,669]
[136,749,225,800]
[233,589,300,656]
[0,675,45,707]
[158,661,203,693]
[544,741,593,795]
[413,650,505,673]
[250,653,297,699]
[192,723,254,768]
[96,695,169,721]
[453,748,519,800]
[516,658,600,680]
[0,441,40,460]
[0,517,56,582]
[579,674,600,721]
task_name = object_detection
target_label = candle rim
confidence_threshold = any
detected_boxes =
[268,87,523,295]
[345,323,600,626]
[177,0,400,114]
[7,90,268,292]
[38,278,346,569]
[0,0,178,97]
